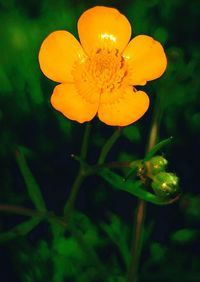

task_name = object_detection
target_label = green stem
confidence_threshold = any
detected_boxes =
[64,170,85,216]
[64,122,91,216]
[80,122,91,160]
[126,91,164,282]
[97,127,122,165]
[65,124,122,214]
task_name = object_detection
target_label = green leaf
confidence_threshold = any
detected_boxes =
[150,242,167,262]
[101,213,130,266]
[98,168,179,205]
[0,217,41,243]
[15,147,47,211]
[123,124,141,142]
[144,136,173,161]
[171,229,198,244]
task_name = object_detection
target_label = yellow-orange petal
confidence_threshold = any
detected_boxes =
[77,6,131,55]
[51,83,99,123]
[39,31,86,83]
[123,35,167,85]
[98,87,149,126]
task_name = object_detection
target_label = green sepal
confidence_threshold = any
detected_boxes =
[0,217,42,243]
[15,146,47,212]
[144,136,173,161]
[124,160,143,181]
[98,168,179,205]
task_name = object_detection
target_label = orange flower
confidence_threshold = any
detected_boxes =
[39,6,167,126]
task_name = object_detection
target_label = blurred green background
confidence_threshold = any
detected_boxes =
[0,0,200,281]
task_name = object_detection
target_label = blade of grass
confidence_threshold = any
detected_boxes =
[0,217,42,243]
[15,147,47,212]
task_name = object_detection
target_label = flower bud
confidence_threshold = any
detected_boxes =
[151,172,179,198]
[147,156,168,175]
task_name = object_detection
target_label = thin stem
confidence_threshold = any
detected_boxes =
[64,122,91,216]
[0,204,43,217]
[80,122,91,160]
[64,170,85,215]
[145,91,164,153]
[126,200,146,282]
[97,127,122,165]
[126,91,164,282]
[99,161,132,169]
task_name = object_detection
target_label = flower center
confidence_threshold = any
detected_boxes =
[88,49,128,92]
[73,49,129,103]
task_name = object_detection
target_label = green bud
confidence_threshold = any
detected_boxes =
[147,156,168,175]
[151,172,179,198]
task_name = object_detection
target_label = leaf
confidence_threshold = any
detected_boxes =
[171,229,198,244]
[150,242,167,262]
[123,124,141,142]
[15,147,47,212]
[0,217,41,243]
[144,136,173,161]
[98,168,179,205]
[101,213,130,266]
